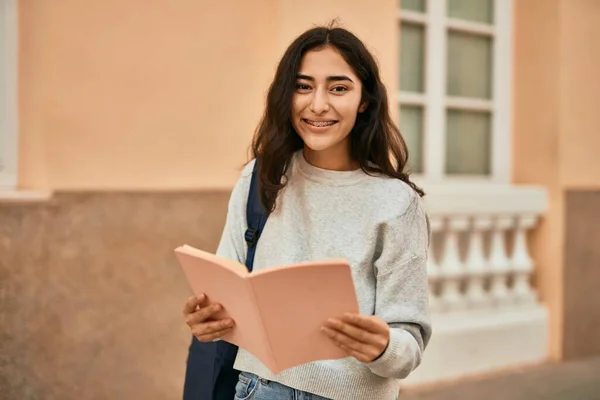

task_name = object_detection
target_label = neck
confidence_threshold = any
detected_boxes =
[303,145,359,172]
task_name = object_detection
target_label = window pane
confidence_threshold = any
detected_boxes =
[447,31,492,99]
[446,110,490,175]
[400,105,424,174]
[401,0,426,12]
[448,0,494,24]
[400,23,425,93]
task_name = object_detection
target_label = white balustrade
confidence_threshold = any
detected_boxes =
[421,185,547,314]
[425,213,541,313]
[404,185,549,386]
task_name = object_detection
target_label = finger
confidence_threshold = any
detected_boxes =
[185,303,223,326]
[321,326,372,355]
[322,327,375,362]
[341,313,388,334]
[196,327,234,343]
[322,327,383,362]
[191,317,235,334]
[324,318,380,345]
[183,293,206,316]
[338,343,372,363]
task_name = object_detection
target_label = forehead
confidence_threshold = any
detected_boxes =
[298,47,358,80]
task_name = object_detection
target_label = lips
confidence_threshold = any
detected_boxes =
[302,118,338,127]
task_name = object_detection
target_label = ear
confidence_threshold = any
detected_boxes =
[358,101,368,113]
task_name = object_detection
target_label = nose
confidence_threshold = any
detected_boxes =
[309,88,330,115]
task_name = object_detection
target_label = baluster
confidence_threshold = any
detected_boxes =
[464,216,493,309]
[427,244,440,313]
[438,216,469,312]
[511,215,538,304]
[426,217,444,313]
[489,216,514,306]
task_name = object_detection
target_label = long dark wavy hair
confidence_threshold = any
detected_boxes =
[251,24,424,213]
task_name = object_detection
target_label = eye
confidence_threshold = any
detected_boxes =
[296,83,311,91]
[331,86,348,93]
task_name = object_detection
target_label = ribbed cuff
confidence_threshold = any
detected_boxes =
[366,328,420,379]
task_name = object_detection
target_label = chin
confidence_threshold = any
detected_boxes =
[300,137,338,153]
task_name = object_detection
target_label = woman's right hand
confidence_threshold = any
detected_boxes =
[183,293,235,342]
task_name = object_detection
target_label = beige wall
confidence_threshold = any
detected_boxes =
[6,2,401,398]
[559,0,600,188]
[514,0,600,360]
[14,0,600,366]
[18,0,280,191]
[0,192,231,400]
[17,0,398,191]
[513,0,564,361]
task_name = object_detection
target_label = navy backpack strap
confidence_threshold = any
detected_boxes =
[244,160,268,272]
[182,159,268,400]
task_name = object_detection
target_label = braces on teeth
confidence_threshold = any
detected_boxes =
[307,120,336,127]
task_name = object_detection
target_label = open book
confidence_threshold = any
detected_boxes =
[174,245,360,373]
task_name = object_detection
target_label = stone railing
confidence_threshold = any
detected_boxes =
[404,183,549,385]
[423,183,547,313]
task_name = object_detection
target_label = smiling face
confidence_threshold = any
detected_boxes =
[291,46,366,170]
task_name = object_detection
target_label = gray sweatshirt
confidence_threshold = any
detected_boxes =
[216,151,432,400]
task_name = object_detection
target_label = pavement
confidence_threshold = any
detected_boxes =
[400,356,600,400]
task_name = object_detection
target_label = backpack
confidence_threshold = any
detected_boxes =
[182,160,268,400]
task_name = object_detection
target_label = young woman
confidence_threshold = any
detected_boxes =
[183,25,431,400]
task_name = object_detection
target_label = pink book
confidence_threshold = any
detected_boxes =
[174,244,360,373]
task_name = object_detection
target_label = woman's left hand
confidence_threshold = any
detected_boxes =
[321,313,390,363]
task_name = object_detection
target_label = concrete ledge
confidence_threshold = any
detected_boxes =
[0,190,53,203]
[402,305,549,387]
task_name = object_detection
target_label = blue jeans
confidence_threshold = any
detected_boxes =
[234,372,331,400]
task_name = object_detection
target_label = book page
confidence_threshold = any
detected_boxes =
[248,260,360,373]
[174,246,272,365]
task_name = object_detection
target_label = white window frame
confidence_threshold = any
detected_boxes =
[0,0,18,190]
[399,0,513,185]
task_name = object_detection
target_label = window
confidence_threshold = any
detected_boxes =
[0,0,18,189]
[399,0,513,183]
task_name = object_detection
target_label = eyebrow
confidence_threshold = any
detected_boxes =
[296,74,354,83]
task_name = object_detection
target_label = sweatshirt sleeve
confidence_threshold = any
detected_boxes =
[366,195,432,379]
[214,161,254,265]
